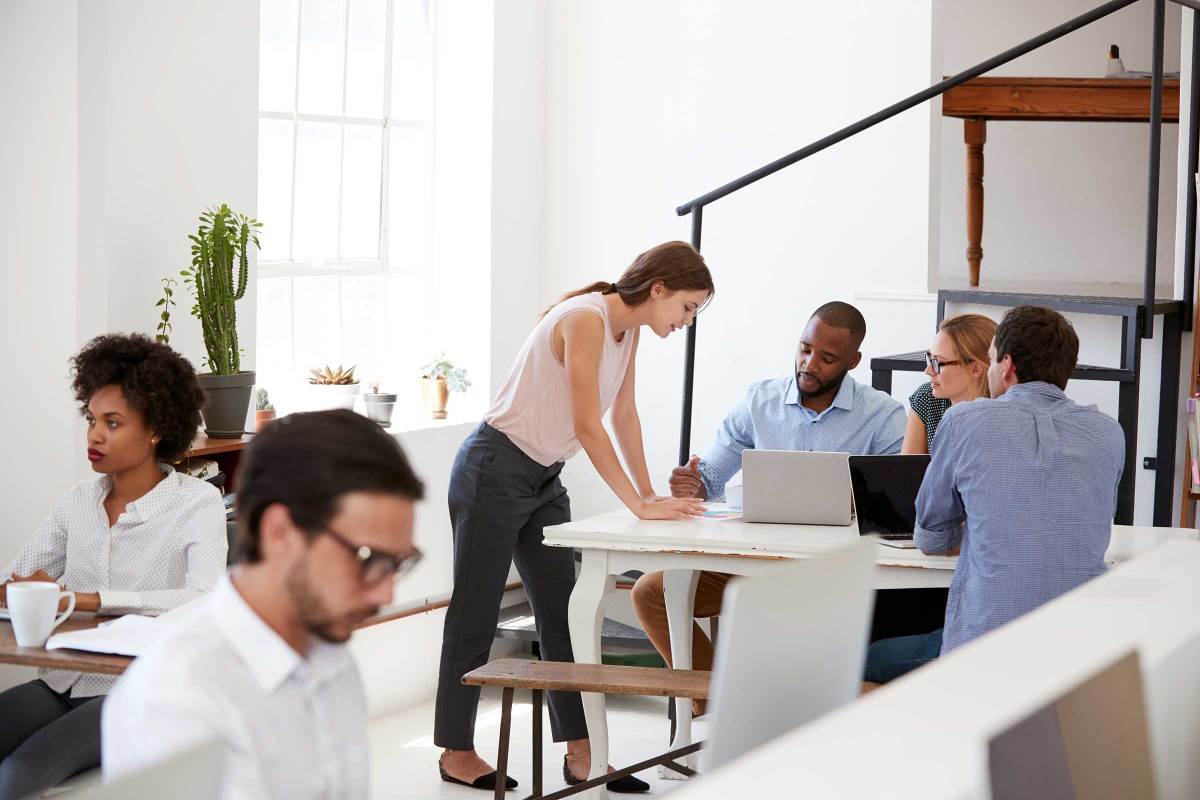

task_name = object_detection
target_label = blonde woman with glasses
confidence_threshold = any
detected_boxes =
[902,313,998,455]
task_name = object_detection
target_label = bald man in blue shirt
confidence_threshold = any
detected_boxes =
[633,302,905,703]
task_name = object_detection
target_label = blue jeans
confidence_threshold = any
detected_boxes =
[864,628,944,683]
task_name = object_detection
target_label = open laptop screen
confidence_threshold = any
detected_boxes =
[848,454,931,537]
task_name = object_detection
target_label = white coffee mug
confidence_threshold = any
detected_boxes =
[7,582,75,648]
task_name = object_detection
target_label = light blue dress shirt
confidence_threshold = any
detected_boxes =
[915,381,1125,653]
[697,375,906,500]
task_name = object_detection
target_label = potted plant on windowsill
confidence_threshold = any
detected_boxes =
[308,365,360,411]
[254,387,276,432]
[421,355,471,420]
[182,204,261,438]
[363,381,397,428]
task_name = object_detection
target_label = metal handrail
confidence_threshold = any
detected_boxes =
[675,0,1199,464]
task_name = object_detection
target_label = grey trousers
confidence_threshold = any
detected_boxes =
[434,422,588,750]
[0,679,103,800]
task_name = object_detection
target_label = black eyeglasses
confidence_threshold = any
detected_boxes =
[321,527,423,584]
[924,351,970,375]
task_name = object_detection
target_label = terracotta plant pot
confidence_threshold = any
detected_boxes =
[255,409,276,432]
[421,376,450,419]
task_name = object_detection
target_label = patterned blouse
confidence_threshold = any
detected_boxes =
[908,382,953,453]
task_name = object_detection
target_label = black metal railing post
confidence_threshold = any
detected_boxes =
[1184,8,1200,332]
[1143,0,1167,338]
[679,206,703,465]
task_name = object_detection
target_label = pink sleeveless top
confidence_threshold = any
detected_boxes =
[486,293,636,466]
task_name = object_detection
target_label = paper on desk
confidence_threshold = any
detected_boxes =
[699,503,742,522]
[45,614,163,657]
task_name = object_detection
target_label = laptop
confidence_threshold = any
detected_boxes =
[848,454,931,548]
[741,450,853,525]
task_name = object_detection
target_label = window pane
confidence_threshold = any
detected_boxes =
[292,275,344,370]
[340,273,389,383]
[255,276,294,394]
[388,126,433,272]
[259,0,299,113]
[339,125,383,260]
[297,0,345,115]
[344,0,387,118]
[257,119,295,262]
[391,0,432,121]
[292,121,342,261]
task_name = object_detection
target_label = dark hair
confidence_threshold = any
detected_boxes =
[71,333,205,463]
[812,301,867,349]
[994,305,1079,389]
[235,409,425,563]
[545,241,714,318]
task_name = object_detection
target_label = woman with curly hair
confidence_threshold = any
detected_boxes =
[0,333,227,798]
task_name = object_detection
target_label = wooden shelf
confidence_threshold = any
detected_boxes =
[187,433,254,458]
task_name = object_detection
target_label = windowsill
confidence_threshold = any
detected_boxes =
[384,408,480,435]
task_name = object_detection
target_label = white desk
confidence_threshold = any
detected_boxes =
[543,512,1190,798]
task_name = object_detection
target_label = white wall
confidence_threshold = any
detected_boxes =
[0,0,258,690]
[937,0,1181,292]
[0,0,83,690]
[77,0,260,374]
[542,0,939,516]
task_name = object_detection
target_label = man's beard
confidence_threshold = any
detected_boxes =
[285,561,378,644]
[796,367,849,400]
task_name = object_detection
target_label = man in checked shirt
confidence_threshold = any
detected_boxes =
[864,305,1124,686]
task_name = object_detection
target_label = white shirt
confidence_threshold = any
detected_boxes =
[102,573,370,800]
[1,465,228,696]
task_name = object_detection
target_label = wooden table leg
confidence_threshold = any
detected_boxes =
[496,687,514,800]
[532,689,544,798]
[965,118,987,287]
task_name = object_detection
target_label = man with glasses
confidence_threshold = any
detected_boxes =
[633,301,907,707]
[102,410,424,797]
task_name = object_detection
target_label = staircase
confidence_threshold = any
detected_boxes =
[869,289,1184,526]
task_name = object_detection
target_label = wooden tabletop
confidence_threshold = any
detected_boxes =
[942,76,1180,122]
[0,617,132,675]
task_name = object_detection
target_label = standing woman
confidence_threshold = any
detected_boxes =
[0,334,228,798]
[901,313,998,454]
[436,241,713,792]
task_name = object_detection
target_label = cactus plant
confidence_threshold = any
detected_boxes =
[309,365,358,385]
[254,387,274,411]
[181,204,261,375]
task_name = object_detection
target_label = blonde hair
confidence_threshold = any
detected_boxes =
[938,313,997,399]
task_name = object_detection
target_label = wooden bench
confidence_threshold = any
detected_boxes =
[464,658,711,799]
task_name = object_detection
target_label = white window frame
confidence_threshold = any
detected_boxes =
[257,0,435,278]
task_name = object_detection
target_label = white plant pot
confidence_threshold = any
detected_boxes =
[307,383,360,411]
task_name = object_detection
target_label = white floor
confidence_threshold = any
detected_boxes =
[369,687,709,799]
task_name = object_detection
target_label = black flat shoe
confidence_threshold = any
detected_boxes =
[562,756,650,794]
[439,761,518,791]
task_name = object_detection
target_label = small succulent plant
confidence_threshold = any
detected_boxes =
[308,364,358,385]
[422,355,471,393]
[254,387,274,411]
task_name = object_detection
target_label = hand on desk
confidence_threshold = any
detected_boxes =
[669,455,708,500]
[0,572,100,613]
[636,496,706,521]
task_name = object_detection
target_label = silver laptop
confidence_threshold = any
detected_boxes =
[741,450,853,525]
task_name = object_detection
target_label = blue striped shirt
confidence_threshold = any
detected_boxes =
[915,381,1124,653]
[698,375,906,500]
